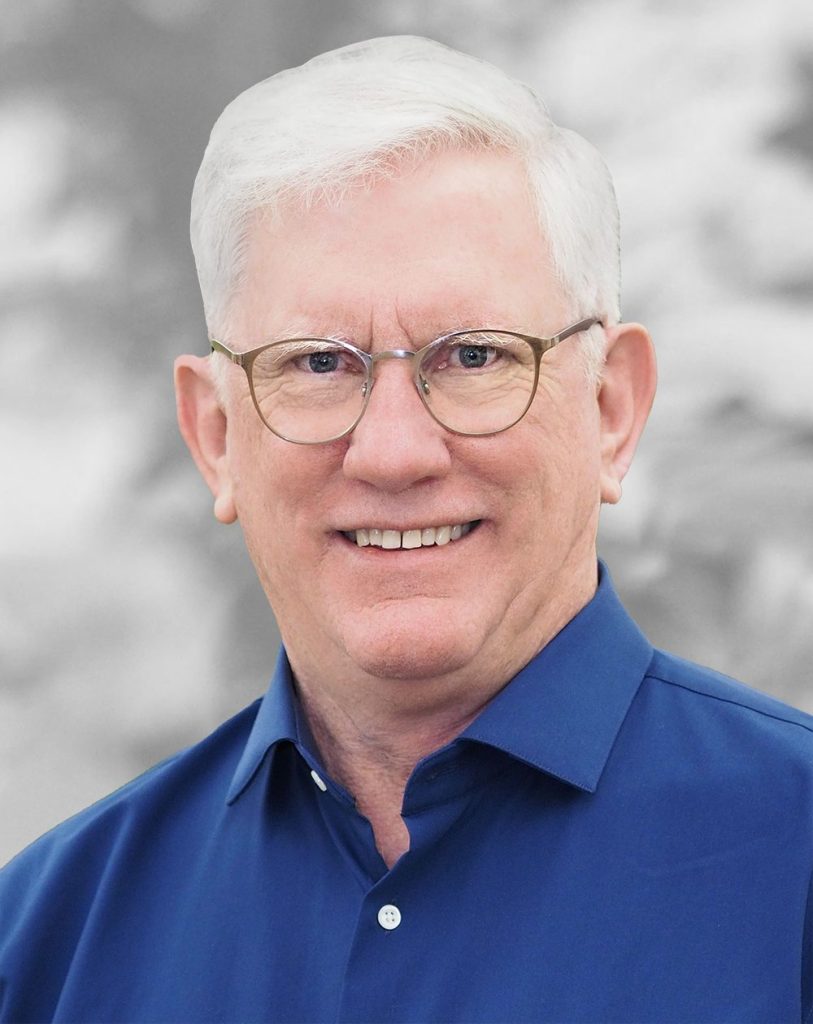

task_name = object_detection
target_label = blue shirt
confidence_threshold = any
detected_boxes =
[2,565,813,1023]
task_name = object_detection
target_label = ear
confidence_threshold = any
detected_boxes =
[174,355,237,523]
[597,322,657,505]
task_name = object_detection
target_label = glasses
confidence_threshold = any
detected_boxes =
[210,317,599,445]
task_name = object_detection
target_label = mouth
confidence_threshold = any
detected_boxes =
[340,519,482,550]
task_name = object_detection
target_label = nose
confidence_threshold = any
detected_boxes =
[342,358,452,491]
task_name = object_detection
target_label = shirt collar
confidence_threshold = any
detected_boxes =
[461,561,653,792]
[227,561,653,804]
[227,649,299,804]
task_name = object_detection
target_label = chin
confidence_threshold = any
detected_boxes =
[338,612,485,682]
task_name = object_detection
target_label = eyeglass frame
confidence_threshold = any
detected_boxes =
[209,316,601,445]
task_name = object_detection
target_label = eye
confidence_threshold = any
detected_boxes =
[453,344,495,370]
[433,337,507,373]
[307,351,340,374]
[420,332,535,383]
[253,341,365,384]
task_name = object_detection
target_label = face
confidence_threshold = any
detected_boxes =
[187,150,636,695]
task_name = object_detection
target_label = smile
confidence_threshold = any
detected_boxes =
[341,521,480,549]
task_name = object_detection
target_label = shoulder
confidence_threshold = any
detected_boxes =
[645,647,813,730]
[0,698,261,910]
[609,650,813,866]
[0,699,264,1020]
[637,647,813,766]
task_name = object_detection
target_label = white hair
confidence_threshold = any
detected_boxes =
[191,35,620,378]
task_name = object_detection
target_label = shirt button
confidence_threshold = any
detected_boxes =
[310,769,327,792]
[377,904,402,930]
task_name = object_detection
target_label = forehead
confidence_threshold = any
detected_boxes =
[229,149,569,345]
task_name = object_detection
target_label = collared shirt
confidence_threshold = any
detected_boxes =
[2,565,813,1023]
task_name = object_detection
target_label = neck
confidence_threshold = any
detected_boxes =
[300,686,485,867]
[286,560,597,867]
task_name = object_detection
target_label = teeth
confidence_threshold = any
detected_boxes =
[349,521,476,549]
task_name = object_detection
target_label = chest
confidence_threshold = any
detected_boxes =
[46,764,806,1023]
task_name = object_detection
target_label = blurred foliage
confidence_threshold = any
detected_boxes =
[1,0,811,862]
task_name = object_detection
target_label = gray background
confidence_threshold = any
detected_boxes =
[2,0,812,865]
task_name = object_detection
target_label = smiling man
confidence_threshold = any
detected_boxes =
[2,36,813,1024]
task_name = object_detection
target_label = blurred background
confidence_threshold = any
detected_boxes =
[2,0,812,864]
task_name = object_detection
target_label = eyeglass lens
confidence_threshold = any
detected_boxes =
[249,332,538,443]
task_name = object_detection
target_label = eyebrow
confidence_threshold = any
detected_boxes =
[261,316,533,347]
[260,320,348,342]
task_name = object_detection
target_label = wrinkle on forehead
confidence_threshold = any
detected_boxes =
[228,149,567,350]
[257,299,538,351]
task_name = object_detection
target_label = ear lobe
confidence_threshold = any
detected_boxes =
[174,355,237,524]
[597,322,657,505]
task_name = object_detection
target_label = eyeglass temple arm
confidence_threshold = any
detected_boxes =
[551,317,601,345]
[528,317,601,356]
[210,338,245,366]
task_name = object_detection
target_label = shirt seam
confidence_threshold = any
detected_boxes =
[802,855,813,1023]
[645,672,813,737]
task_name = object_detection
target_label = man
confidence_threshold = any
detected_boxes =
[1,35,811,1023]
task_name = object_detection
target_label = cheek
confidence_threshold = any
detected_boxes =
[228,431,343,578]
[505,405,602,522]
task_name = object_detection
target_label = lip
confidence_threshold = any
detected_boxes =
[332,517,483,535]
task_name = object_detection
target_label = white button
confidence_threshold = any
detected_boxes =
[310,769,327,792]
[377,904,402,930]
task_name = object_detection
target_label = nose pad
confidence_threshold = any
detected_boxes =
[352,359,442,442]
[361,357,430,410]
